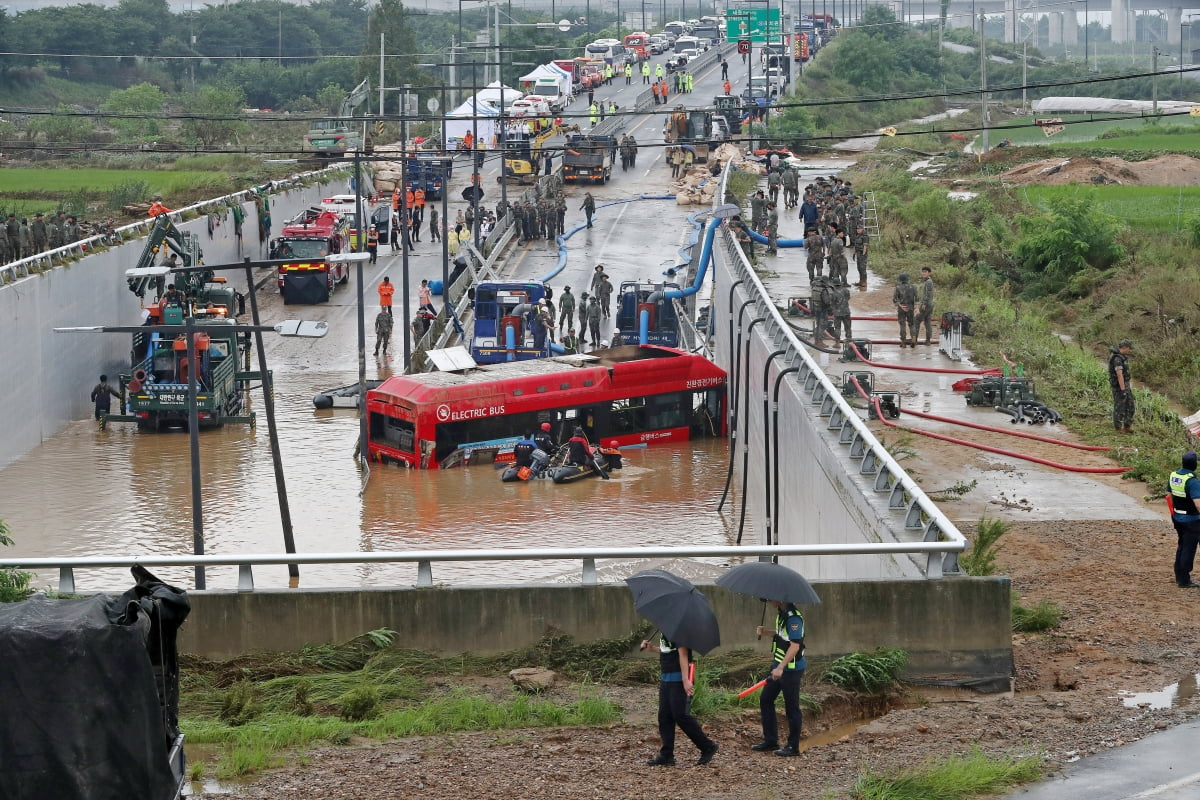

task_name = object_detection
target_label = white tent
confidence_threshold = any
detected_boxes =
[443,96,501,150]
[518,63,573,94]
[475,81,523,110]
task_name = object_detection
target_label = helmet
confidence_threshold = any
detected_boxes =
[541,422,552,432]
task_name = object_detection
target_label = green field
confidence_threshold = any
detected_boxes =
[0,169,224,194]
[984,113,1200,149]
[1020,184,1200,233]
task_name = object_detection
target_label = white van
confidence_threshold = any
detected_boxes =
[673,35,702,56]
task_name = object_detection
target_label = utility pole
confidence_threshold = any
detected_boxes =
[979,12,989,156]
[1152,46,1159,115]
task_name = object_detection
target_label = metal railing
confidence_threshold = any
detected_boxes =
[715,164,968,576]
[5,540,969,594]
[0,164,350,287]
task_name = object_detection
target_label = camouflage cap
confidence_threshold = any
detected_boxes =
[1118,339,1133,349]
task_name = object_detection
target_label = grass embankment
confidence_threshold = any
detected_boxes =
[181,628,906,783]
[848,135,1200,489]
[849,748,1043,800]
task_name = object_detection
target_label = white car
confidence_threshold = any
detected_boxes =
[649,34,669,54]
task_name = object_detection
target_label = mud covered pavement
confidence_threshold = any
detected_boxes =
[197,517,1200,799]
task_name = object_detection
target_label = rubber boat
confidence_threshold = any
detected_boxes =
[548,449,621,484]
[313,380,382,409]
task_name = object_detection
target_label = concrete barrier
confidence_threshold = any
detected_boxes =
[178,576,1013,689]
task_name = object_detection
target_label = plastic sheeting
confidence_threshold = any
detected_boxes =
[0,566,190,800]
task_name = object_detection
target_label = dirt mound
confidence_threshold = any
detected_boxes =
[1001,154,1200,186]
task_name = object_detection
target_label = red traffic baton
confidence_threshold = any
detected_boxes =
[688,663,695,683]
[738,679,767,699]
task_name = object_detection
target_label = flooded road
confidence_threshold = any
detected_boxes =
[0,64,761,590]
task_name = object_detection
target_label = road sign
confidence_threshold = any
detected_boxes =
[725,7,781,43]
[737,39,751,54]
[427,98,440,113]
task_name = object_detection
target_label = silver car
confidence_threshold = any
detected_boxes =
[649,35,669,54]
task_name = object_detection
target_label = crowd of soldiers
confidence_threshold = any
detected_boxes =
[2,211,85,264]
[727,172,877,347]
[618,134,639,171]
[498,195,568,244]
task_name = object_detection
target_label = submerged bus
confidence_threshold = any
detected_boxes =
[366,346,726,468]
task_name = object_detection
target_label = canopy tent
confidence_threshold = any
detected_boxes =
[518,63,573,94]
[475,81,523,110]
[444,96,501,150]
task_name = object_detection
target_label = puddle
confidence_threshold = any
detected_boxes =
[800,719,868,750]
[185,743,247,796]
[1118,672,1199,709]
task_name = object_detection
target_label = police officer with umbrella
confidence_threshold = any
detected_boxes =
[625,569,720,767]
[716,561,821,757]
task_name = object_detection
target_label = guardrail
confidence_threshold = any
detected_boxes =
[714,164,967,576]
[0,163,350,287]
[6,541,969,594]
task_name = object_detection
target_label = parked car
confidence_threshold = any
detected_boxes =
[749,74,778,98]
[764,67,788,94]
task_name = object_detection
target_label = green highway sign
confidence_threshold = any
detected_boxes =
[725,7,781,43]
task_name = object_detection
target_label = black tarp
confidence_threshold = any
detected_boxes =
[0,566,190,800]
[282,272,330,305]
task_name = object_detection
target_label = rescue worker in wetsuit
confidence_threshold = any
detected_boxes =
[513,433,537,469]
[753,599,806,757]
[534,422,557,455]
[567,426,591,466]
[1168,451,1200,588]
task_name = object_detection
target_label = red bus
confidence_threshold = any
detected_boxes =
[623,32,651,60]
[366,345,727,469]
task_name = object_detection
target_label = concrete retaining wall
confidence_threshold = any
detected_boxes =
[0,176,348,470]
[178,577,1013,687]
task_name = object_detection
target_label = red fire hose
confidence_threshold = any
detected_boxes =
[898,407,1110,452]
[849,376,1130,474]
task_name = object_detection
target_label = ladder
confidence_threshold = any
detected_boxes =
[861,190,881,241]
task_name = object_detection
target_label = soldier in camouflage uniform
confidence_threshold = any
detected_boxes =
[1108,340,1134,433]
[766,169,781,205]
[830,278,852,342]
[810,276,834,345]
[749,190,766,233]
[781,167,798,209]
[578,291,590,334]
[765,202,779,255]
[850,224,869,287]
[892,273,918,347]
[827,226,848,284]
[914,266,935,344]
[5,213,18,259]
[18,218,32,259]
[31,213,48,253]
[804,227,825,281]
[65,215,81,245]
[555,197,567,237]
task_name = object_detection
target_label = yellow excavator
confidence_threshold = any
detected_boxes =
[500,122,580,184]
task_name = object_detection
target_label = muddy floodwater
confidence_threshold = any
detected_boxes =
[0,369,744,591]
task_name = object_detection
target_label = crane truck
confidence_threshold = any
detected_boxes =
[104,214,262,432]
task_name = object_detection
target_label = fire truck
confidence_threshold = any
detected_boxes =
[270,208,351,304]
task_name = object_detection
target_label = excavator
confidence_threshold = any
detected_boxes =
[500,122,579,184]
[663,105,731,163]
[304,78,370,157]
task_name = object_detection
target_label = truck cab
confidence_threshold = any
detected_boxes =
[271,209,350,304]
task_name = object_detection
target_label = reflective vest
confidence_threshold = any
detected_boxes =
[642,61,650,75]
[771,606,804,670]
[414,189,426,208]
[1170,469,1199,516]
[655,63,664,77]
[625,64,632,77]
[405,190,414,209]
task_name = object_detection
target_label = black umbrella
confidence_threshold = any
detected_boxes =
[624,569,721,655]
[715,561,821,605]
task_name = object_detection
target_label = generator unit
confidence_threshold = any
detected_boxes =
[841,371,873,398]
[965,376,1038,407]
[841,339,872,362]
[870,391,902,420]
[788,297,811,318]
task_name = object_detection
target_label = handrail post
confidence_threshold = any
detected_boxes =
[59,566,75,595]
